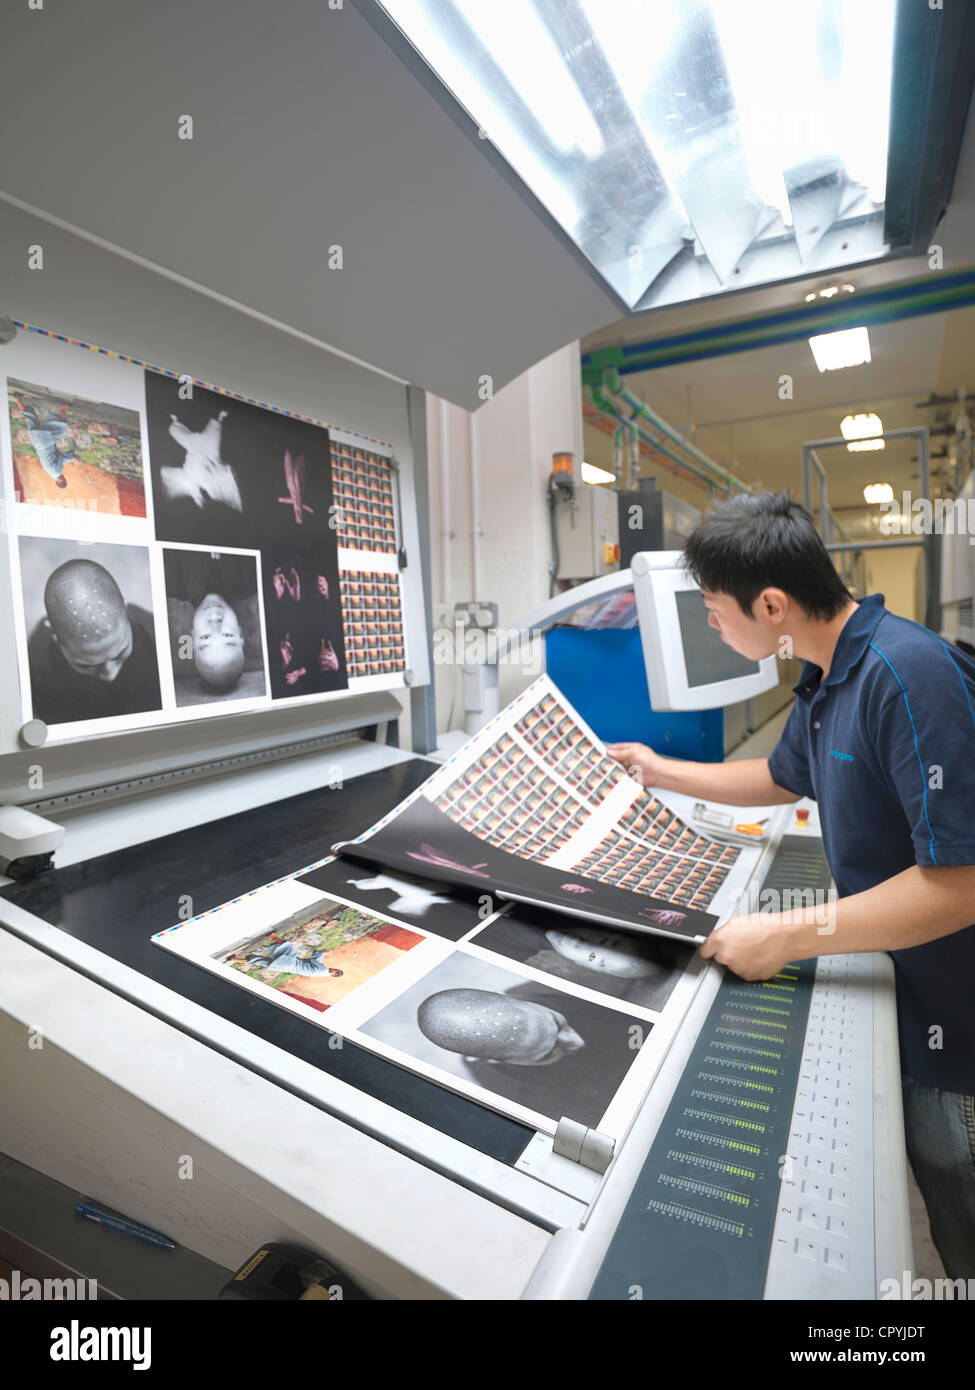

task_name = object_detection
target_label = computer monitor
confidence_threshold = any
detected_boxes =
[631,550,779,711]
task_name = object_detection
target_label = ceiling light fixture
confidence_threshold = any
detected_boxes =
[378,0,899,310]
[804,283,856,302]
[809,327,872,371]
[842,413,886,453]
[581,460,616,485]
[863,482,894,502]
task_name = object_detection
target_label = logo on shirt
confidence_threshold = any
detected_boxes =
[829,749,854,762]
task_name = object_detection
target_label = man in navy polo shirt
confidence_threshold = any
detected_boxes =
[607,491,975,1280]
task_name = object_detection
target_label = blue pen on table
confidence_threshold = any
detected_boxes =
[74,1202,176,1250]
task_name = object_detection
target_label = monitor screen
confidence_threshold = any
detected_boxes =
[562,591,639,630]
[675,590,761,688]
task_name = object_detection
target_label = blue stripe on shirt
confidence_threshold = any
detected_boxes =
[868,643,938,865]
[932,632,975,732]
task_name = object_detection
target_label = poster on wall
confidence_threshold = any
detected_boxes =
[6,376,148,517]
[144,369,347,696]
[17,535,163,726]
[144,371,334,547]
[330,430,407,685]
[162,546,269,707]
[0,328,415,743]
[261,542,346,698]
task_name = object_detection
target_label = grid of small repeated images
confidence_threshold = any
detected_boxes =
[434,689,741,909]
[573,796,741,910]
[331,441,397,554]
[339,570,405,677]
[433,690,627,860]
[434,727,591,859]
[516,696,740,909]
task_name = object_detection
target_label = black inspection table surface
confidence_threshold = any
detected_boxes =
[0,758,536,1175]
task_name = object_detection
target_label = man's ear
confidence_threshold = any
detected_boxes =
[758,587,789,622]
[42,618,59,646]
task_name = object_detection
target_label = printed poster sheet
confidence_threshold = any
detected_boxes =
[0,329,409,742]
[152,855,705,1143]
[152,680,766,1140]
[332,675,763,944]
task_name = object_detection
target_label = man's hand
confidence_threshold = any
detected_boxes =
[604,740,667,789]
[698,913,796,981]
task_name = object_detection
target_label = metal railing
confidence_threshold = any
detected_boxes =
[801,426,936,628]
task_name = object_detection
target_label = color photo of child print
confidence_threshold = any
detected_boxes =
[218,897,423,1013]
[7,376,147,514]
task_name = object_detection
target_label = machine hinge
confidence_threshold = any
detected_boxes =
[553,1116,615,1174]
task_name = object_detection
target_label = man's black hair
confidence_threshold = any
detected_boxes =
[682,491,852,620]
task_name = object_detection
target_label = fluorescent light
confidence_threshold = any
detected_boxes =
[581,460,616,485]
[835,0,897,204]
[451,0,604,159]
[804,283,856,302]
[377,6,584,233]
[379,0,897,309]
[809,327,872,372]
[842,413,885,452]
[842,412,883,438]
[842,413,883,439]
[863,482,894,502]
[709,0,895,253]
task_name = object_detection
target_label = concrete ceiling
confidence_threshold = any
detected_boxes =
[0,0,622,411]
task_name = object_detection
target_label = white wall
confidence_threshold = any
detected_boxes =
[426,343,584,734]
[865,546,922,621]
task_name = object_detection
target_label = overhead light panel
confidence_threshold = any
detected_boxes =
[804,283,856,302]
[377,0,898,310]
[863,482,894,501]
[581,461,616,485]
[809,327,872,372]
[458,1,604,159]
[843,413,885,452]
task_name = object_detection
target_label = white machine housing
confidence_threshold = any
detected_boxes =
[0,805,65,864]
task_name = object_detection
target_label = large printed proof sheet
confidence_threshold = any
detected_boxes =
[337,675,762,943]
[153,677,764,1142]
[0,329,409,746]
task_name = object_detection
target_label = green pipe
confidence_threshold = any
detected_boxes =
[603,367,748,493]
[588,386,733,494]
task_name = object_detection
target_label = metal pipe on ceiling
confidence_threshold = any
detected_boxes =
[588,385,716,491]
[602,366,749,494]
[589,376,750,498]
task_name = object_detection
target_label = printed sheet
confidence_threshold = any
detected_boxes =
[332,674,764,942]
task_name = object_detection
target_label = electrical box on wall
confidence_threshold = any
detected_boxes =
[555,485,620,581]
[617,488,701,568]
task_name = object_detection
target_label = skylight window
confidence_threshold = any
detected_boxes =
[377,0,897,309]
